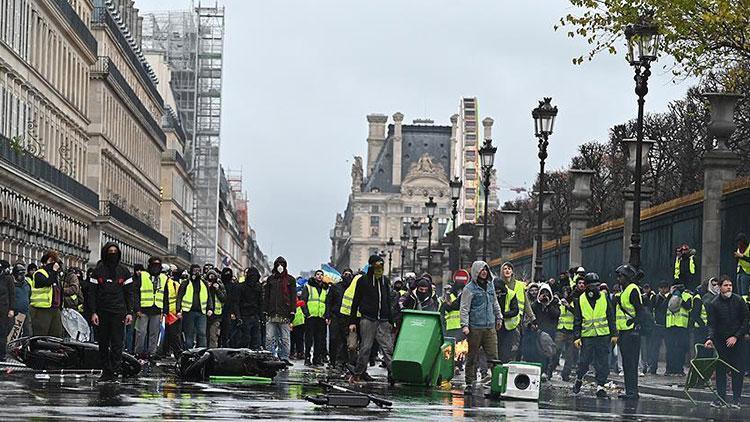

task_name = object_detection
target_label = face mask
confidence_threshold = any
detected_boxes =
[373,266,384,278]
[149,264,161,275]
[722,291,732,298]
[709,283,720,295]
[342,274,353,283]
[277,265,285,273]
[105,253,118,265]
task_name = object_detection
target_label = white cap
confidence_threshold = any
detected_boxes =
[576,266,586,273]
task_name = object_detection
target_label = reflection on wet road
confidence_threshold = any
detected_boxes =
[0,363,743,421]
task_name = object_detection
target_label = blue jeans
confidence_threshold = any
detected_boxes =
[183,311,207,349]
[736,272,750,296]
[265,319,291,360]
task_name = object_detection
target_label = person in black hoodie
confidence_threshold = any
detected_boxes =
[219,268,236,347]
[233,267,263,348]
[349,255,394,383]
[0,260,15,360]
[705,275,749,408]
[90,242,134,382]
[402,278,438,311]
[326,268,353,369]
[263,257,296,361]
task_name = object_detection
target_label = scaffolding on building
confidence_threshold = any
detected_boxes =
[141,3,226,265]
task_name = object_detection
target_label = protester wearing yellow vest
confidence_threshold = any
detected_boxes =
[301,270,328,366]
[178,264,210,349]
[674,244,697,290]
[734,233,750,296]
[162,271,183,358]
[497,262,531,363]
[665,284,692,376]
[30,251,64,338]
[555,286,578,381]
[206,269,226,349]
[134,257,165,359]
[572,272,617,398]
[614,264,644,400]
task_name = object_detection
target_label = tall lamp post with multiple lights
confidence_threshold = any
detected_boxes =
[531,97,558,282]
[479,139,497,261]
[624,13,660,269]
[449,177,462,270]
[399,234,408,279]
[410,219,421,273]
[386,237,395,279]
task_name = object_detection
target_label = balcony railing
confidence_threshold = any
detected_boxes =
[93,57,166,146]
[91,7,162,105]
[0,135,99,209]
[100,201,168,248]
[162,149,188,173]
[51,0,97,56]
[169,243,192,263]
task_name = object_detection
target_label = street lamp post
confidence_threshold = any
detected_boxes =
[386,237,395,279]
[532,97,558,282]
[479,139,497,261]
[450,177,462,271]
[425,196,437,273]
[625,13,660,269]
[399,234,409,279]
[410,219,421,273]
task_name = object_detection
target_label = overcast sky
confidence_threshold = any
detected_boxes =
[139,0,692,274]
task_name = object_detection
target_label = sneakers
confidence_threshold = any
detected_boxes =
[596,385,607,398]
[729,401,741,410]
[97,371,116,383]
[710,400,725,408]
[573,379,582,395]
[618,393,639,400]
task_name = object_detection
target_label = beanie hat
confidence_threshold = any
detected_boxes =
[501,261,513,270]
[369,255,384,265]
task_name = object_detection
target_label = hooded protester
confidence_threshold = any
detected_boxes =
[325,268,353,369]
[572,272,618,398]
[233,267,263,349]
[12,262,31,338]
[459,261,503,393]
[301,270,329,366]
[614,264,646,400]
[90,242,134,382]
[555,285,578,381]
[177,264,211,349]
[402,278,438,312]
[0,260,15,360]
[525,282,560,379]
[440,277,466,343]
[263,257,296,361]
[62,268,83,313]
[161,265,183,359]
[206,269,226,348]
[219,267,236,347]
[497,261,532,363]
[134,256,165,359]
[349,255,394,383]
[30,250,64,338]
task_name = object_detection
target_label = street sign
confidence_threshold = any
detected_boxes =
[452,269,470,284]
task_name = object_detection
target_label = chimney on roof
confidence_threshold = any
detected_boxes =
[366,114,388,177]
[392,112,404,186]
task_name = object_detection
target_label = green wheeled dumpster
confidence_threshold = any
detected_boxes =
[391,310,455,386]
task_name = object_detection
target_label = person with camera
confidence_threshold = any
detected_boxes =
[614,264,647,400]
[30,250,64,338]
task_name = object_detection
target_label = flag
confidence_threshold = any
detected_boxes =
[321,264,342,284]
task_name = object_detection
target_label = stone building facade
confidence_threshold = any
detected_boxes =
[0,0,99,267]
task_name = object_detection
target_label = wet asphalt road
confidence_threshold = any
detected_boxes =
[0,362,745,421]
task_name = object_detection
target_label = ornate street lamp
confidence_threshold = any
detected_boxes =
[532,97,558,282]
[399,234,409,279]
[479,138,497,261]
[425,196,437,273]
[386,237,395,279]
[625,12,660,269]
[410,219,421,273]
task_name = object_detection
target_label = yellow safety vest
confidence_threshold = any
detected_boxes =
[292,306,305,326]
[182,280,209,313]
[666,291,692,328]
[570,274,582,289]
[616,283,641,332]
[738,245,750,274]
[140,272,165,309]
[30,269,53,309]
[213,291,223,316]
[695,296,707,328]
[580,294,610,338]
[166,279,180,314]
[306,284,327,318]
[557,303,574,331]
[445,293,461,330]
[503,279,526,331]
[674,256,696,279]
[340,275,361,317]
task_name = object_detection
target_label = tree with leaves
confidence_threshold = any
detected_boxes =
[558,0,750,78]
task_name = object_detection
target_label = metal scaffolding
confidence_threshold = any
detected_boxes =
[141,3,225,265]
